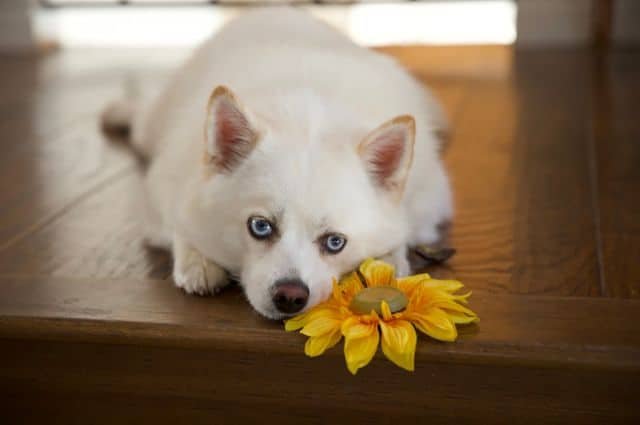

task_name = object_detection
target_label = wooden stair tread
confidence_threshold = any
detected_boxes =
[1,276,639,371]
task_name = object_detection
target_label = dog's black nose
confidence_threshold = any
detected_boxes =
[272,279,309,314]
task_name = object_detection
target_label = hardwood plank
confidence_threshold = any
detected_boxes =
[0,117,135,249]
[0,338,637,425]
[436,77,520,292]
[0,57,133,247]
[510,50,600,295]
[410,49,601,296]
[0,172,171,280]
[0,50,179,249]
[594,49,640,297]
[0,276,638,424]
[0,276,638,369]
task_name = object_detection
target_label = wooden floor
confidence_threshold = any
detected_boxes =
[0,45,639,424]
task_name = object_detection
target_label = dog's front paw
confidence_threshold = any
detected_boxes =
[172,237,229,295]
[173,258,229,296]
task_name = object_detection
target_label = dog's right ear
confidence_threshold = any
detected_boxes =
[204,86,258,174]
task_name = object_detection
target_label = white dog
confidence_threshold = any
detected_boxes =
[103,7,452,319]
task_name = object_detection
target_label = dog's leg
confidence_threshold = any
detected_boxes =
[172,234,230,295]
[381,246,411,277]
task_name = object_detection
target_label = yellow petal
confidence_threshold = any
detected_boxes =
[422,279,464,293]
[285,304,340,332]
[452,291,472,304]
[441,309,479,325]
[359,258,396,287]
[380,300,393,321]
[344,328,380,375]
[433,301,478,324]
[379,320,416,372]
[301,315,342,337]
[285,316,307,332]
[341,316,377,340]
[284,308,316,332]
[409,286,458,310]
[409,308,458,342]
[334,272,364,305]
[304,328,342,357]
[396,273,431,295]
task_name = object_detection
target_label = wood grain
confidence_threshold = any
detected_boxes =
[594,49,640,297]
[510,50,600,295]
[0,172,172,280]
[1,275,639,424]
[0,49,178,248]
[1,338,637,425]
[0,276,639,369]
[413,49,600,296]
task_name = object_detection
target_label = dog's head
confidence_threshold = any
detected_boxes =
[183,86,415,319]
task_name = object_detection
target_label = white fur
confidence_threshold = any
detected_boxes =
[106,7,452,319]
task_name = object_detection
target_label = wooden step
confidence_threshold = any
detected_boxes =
[1,276,639,424]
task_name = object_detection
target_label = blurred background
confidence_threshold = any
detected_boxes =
[1,0,639,50]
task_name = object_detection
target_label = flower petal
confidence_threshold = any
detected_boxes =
[284,315,307,332]
[409,286,458,310]
[334,272,364,305]
[285,304,340,332]
[380,300,393,321]
[359,258,396,287]
[341,317,377,340]
[301,315,342,337]
[305,328,342,357]
[379,320,416,372]
[396,273,431,295]
[284,309,318,332]
[409,308,458,342]
[344,328,380,375]
[422,279,464,293]
[452,291,472,304]
[441,310,479,325]
[433,301,479,324]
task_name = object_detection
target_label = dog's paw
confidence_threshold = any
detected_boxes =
[173,259,229,296]
[172,245,229,296]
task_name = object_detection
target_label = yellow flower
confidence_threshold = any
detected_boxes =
[285,258,478,374]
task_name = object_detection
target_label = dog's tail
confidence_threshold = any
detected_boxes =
[101,99,134,136]
[101,98,150,160]
[100,80,152,161]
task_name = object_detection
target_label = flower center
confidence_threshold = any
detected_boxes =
[350,286,408,315]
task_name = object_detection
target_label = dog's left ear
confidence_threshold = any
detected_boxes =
[204,85,258,174]
[358,115,415,198]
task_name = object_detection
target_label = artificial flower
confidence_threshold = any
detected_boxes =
[285,258,478,374]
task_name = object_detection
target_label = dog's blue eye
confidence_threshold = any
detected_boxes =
[248,216,274,240]
[323,234,347,254]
